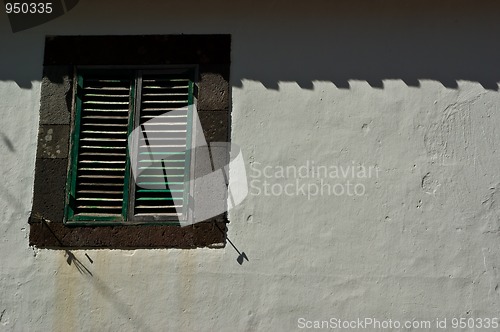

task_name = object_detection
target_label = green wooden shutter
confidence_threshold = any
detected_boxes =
[66,72,134,222]
[132,70,194,222]
[65,68,194,225]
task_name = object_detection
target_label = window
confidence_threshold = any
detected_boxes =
[30,35,230,248]
[66,68,195,225]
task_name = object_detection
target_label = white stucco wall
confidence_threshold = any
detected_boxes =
[1,1,500,331]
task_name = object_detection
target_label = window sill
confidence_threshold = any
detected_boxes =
[29,214,227,249]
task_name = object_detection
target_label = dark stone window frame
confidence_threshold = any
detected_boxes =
[29,35,231,249]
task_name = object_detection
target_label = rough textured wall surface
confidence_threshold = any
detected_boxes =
[1,1,500,331]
